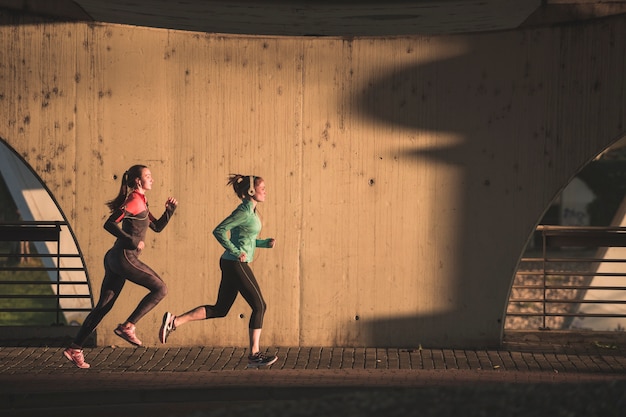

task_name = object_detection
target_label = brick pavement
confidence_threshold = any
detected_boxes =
[0,331,625,416]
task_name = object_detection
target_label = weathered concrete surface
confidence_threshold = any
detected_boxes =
[0,9,625,348]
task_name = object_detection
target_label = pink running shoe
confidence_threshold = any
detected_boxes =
[114,323,143,347]
[63,347,90,369]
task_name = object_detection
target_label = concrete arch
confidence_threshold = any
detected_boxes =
[0,13,624,348]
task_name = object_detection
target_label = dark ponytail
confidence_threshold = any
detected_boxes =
[227,174,259,199]
[106,165,147,212]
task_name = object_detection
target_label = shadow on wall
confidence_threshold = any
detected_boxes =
[349,43,589,346]
[0,2,91,26]
[353,314,501,349]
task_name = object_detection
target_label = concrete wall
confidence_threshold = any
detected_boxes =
[1,13,625,348]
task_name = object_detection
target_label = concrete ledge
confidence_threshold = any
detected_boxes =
[0,326,95,347]
[503,330,626,350]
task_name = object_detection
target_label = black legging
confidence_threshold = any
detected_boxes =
[73,247,167,346]
[203,258,266,329]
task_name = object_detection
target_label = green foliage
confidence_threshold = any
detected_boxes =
[0,264,68,326]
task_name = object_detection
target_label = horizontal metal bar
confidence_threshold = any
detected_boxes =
[541,272,626,277]
[0,267,87,272]
[0,254,81,258]
[507,312,626,318]
[0,281,89,285]
[536,225,626,231]
[0,221,67,226]
[520,257,626,263]
[509,299,626,304]
[512,285,626,290]
[0,308,92,313]
[0,225,60,242]
[516,269,626,275]
[536,226,626,247]
[547,259,625,264]
[0,294,91,299]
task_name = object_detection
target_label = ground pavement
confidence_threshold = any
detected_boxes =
[0,331,625,417]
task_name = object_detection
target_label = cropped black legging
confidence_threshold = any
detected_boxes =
[203,258,266,329]
[73,247,167,346]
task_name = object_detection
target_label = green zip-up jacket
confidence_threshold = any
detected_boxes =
[213,199,272,262]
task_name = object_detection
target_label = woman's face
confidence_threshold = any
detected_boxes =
[253,180,266,202]
[137,168,153,191]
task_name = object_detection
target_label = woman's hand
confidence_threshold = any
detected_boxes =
[238,252,247,262]
[165,197,178,210]
[137,240,145,253]
[268,238,276,248]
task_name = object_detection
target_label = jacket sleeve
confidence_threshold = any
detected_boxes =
[149,204,176,233]
[103,209,137,249]
[256,238,273,248]
[212,207,246,258]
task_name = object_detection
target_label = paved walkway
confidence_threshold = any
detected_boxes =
[1,331,625,417]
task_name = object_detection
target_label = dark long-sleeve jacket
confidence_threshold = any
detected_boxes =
[104,191,175,251]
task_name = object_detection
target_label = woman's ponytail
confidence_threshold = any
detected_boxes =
[106,165,146,212]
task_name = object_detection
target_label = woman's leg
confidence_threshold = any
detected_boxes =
[120,251,168,324]
[228,262,276,366]
[72,254,126,347]
[232,261,266,330]
[249,328,262,355]
[173,259,239,327]
[65,254,125,368]
[229,261,267,355]
[173,305,208,326]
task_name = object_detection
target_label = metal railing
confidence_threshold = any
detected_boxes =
[0,221,92,325]
[508,225,626,330]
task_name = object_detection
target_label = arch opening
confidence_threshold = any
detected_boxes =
[508,136,626,333]
[0,139,92,330]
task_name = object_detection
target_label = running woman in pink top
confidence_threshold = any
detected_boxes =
[63,164,177,368]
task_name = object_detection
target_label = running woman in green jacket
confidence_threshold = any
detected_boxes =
[159,174,277,368]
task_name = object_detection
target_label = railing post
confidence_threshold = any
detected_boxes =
[541,227,547,330]
[55,222,62,325]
